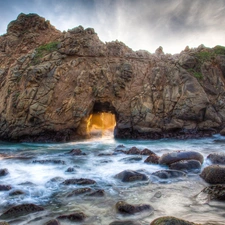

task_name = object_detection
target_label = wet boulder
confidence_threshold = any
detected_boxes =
[43,219,60,225]
[65,167,75,172]
[86,189,105,197]
[0,168,9,176]
[141,148,156,155]
[0,185,12,191]
[169,160,201,173]
[150,216,199,225]
[200,184,225,201]
[152,170,186,179]
[115,201,153,215]
[9,190,25,196]
[62,178,96,185]
[109,221,141,225]
[207,153,225,165]
[114,145,127,153]
[32,159,65,164]
[0,222,10,225]
[57,211,86,221]
[0,203,44,219]
[115,170,148,182]
[67,188,92,197]
[200,165,225,184]
[159,151,204,165]
[67,148,86,155]
[126,147,141,155]
[144,154,160,164]
[121,156,142,163]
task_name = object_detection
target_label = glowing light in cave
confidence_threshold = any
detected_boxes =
[87,113,116,136]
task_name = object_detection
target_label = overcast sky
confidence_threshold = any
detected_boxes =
[0,0,225,54]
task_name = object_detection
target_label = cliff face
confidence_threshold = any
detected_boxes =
[1,13,225,141]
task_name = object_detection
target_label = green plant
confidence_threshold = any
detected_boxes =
[33,41,59,64]
[196,51,212,63]
[213,45,225,55]
[187,68,203,80]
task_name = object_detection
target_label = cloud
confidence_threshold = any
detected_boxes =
[1,0,225,54]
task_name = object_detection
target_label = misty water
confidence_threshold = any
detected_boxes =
[0,133,225,225]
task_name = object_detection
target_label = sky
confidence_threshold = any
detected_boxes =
[0,0,225,54]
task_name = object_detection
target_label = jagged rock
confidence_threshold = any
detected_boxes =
[0,203,44,219]
[67,188,92,197]
[57,211,86,221]
[0,185,12,191]
[62,178,96,185]
[126,147,141,155]
[86,189,105,197]
[0,168,9,176]
[140,148,155,155]
[169,160,202,172]
[207,153,225,165]
[200,184,225,201]
[43,219,60,225]
[144,154,160,164]
[115,170,148,182]
[200,165,225,184]
[65,167,75,172]
[67,149,86,155]
[0,13,225,142]
[159,151,204,165]
[115,201,153,215]
[32,159,65,164]
[9,190,25,196]
[152,170,186,179]
[109,221,141,225]
[150,216,200,225]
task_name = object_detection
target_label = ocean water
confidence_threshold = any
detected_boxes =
[0,133,225,224]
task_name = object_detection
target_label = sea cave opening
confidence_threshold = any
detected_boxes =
[87,101,117,137]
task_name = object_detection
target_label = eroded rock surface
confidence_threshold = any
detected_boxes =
[1,13,225,141]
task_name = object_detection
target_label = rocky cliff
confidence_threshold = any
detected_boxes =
[0,13,225,142]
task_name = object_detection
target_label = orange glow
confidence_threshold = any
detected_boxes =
[87,113,116,136]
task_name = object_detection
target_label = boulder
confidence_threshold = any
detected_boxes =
[9,190,25,196]
[126,147,141,155]
[0,185,12,191]
[152,170,186,179]
[0,169,9,176]
[141,148,156,155]
[65,167,75,172]
[57,211,86,221]
[67,149,86,155]
[115,201,153,215]
[43,219,60,225]
[86,189,105,197]
[62,178,96,185]
[0,222,10,225]
[150,216,200,225]
[207,153,225,165]
[200,165,225,184]
[67,188,92,197]
[159,151,204,165]
[169,160,201,172]
[115,170,148,182]
[109,221,141,225]
[32,159,65,164]
[0,203,44,219]
[220,128,225,136]
[144,154,160,164]
[200,184,225,201]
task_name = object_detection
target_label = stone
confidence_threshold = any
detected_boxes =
[115,170,148,182]
[65,167,75,172]
[150,216,200,225]
[207,153,225,165]
[126,147,141,155]
[0,222,10,225]
[159,151,204,165]
[115,201,153,215]
[57,211,86,221]
[32,159,65,164]
[0,168,9,176]
[144,154,160,164]
[86,189,105,197]
[62,178,96,185]
[0,185,12,191]
[200,165,225,184]
[67,188,92,197]
[220,128,225,136]
[67,148,86,155]
[169,160,202,172]
[141,148,156,155]
[109,221,141,225]
[0,203,44,219]
[152,170,186,179]
[200,184,225,201]
[9,190,25,196]
[43,219,60,225]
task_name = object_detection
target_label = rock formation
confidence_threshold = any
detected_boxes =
[1,13,225,141]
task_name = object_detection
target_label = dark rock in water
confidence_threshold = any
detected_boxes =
[98,153,113,156]
[150,216,198,225]
[109,221,141,225]
[114,145,126,153]
[115,201,153,215]
[152,170,186,179]
[62,178,96,185]
[126,147,141,155]
[141,148,156,155]
[200,165,225,184]
[201,184,225,201]
[207,153,225,165]
[115,170,148,182]
[169,160,201,172]
[19,181,35,186]
[0,203,44,219]
[0,185,12,191]
[32,159,65,164]
[57,211,86,221]
[144,154,160,164]
[43,219,60,225]
[67,149,86,155]
[65,167,75,172]
[220,128,225,136]
[67,188,92,197]
[159,151,204,165]
[121,156,142,163]
[0,222,10,225]
[0,168,9,176]
[9,190,25,196]
[86,189,105,197]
